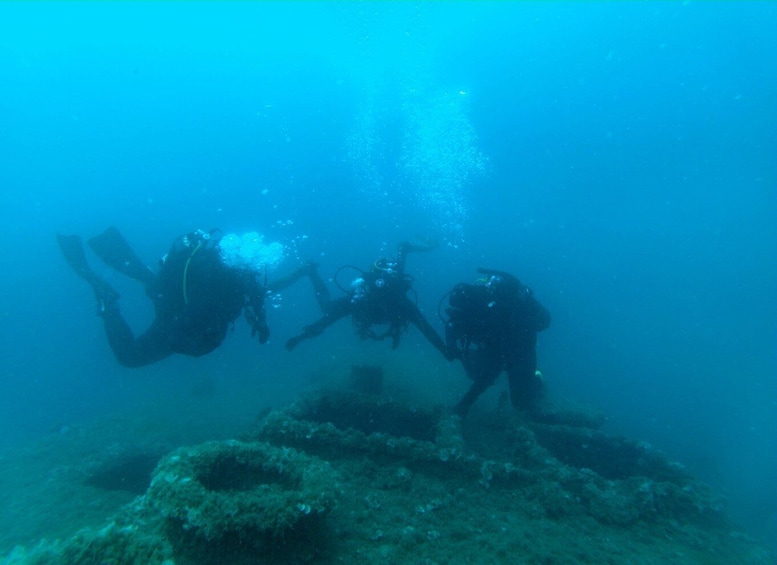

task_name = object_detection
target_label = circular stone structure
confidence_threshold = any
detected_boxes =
[146,440,338,542]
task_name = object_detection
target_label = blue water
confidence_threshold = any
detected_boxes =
[1,0,774,547]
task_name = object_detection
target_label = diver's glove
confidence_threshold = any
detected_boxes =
[285,325,321,351]
[253,320,270,344]
[245,306,270,344]
[297,260,319,277]
[444,346,462,362]
[285,334,303,351]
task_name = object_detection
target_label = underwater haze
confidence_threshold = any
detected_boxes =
[1,0,775,551]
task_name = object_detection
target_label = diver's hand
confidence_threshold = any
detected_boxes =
[257,324,270,345]
[250,320,270,344]
[285,335,302,351]
[445,346,463,362]
[246,306,270,344]
[286,325,321,351]
[299,260,319,276]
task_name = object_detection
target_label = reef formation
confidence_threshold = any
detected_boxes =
[3,384,774,564]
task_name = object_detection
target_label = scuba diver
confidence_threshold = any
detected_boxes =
[285,241,454,360]
[57,227,329,368]
[443,268,551,417]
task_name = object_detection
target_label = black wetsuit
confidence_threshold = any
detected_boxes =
[60,228,329,368]
[285,243,451,359]
[101,234,254,367]
[445,273,551,416]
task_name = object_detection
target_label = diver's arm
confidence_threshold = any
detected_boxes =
[267,261,316,292]
[404,300,455,361]
[266,270,302,293]
[285,296,351,351]
[395,239,439,274]
[267,261,331,314]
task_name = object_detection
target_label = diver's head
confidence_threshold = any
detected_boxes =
[368,257,403,290]
[373,257,399,275]
[485,275,503,290]
[449,283,473,309]
[181,229,214,249]
[485,273,530,305]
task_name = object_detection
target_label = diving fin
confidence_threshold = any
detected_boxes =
[87,227,155,287]
[57,234,121,307]
[57,233,97,283]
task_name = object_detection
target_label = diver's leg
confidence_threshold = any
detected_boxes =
[101,307,174,368]
[454,372,498,418]
[454,349,501,417]
[506,342,542,412]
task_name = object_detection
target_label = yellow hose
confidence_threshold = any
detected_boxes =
[182,241,203,305]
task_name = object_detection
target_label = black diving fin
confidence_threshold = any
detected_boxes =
[57,234,120,304]
[57,234,96,282]
[87,227,155,287]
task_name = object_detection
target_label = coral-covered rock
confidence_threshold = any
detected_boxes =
[146,440,338,543]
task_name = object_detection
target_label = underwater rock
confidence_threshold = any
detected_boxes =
[256,409,459,470]
[526,423,727,524]
[286,389,441,442]
[530,400,607,429]
[529,423,688,482]
[2,521,173,565]
[256,389,727,528]
[3,388,770,564]
[145,440,338,545]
